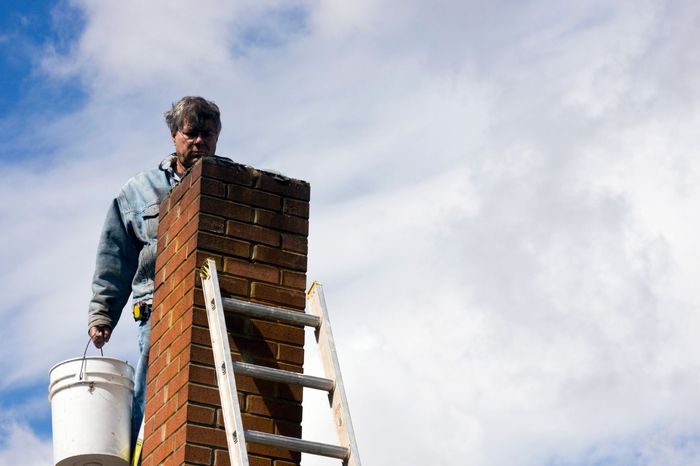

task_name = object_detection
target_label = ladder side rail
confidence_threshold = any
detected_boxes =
[306,282,362,466]
[222,297,320,328]
[201,259,250,466]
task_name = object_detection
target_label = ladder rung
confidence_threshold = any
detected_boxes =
[232,361,334,392]
[222,297,320,328]
[244,430,349,460]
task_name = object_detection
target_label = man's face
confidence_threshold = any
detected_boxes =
[172,118,219,174]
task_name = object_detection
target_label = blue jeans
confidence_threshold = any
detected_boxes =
[131,319,151,453]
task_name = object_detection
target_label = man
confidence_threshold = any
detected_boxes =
[88,96,221,451]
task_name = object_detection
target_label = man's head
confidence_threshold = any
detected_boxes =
[165,96,221,174]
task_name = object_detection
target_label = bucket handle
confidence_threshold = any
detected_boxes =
[79,336,104,381]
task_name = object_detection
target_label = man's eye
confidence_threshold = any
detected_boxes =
[183,131,213,139]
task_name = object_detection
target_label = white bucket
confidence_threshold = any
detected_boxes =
[48,357,135,466]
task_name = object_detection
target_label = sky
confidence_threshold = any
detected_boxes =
[1,0,700,465]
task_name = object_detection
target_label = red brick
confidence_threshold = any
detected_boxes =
[192,305,208,327]
[164,199,197,245]
[275,420,302,438]
[247,441,300,462]
[201,177,226,198]
[190,344,215,365]
[201,157,255,186]
[186,156,204,182]
[165,366,190,395]
[213,449,230,466]
[233,374,277,398]
[215,450,274,466]
[228,316,305,345]
[156,282,188,323]
[172,431,190,463]
[187,424,227,448]
[169,211,199,248]
[256,173,310,201]
[145,366,165,406]
[189,383,223,406]
[226,220,280,247]
[177,178,203,221]
[275,383,303,403]
[154,238,177,275]
[252,245,307,272]
[224,258,279,284]
[255,209,309,235]
[199,232,251,258]
[148,436,174,465]
[188,403,216,425]
[154,349,187,391]
[193,287,206,307]
[158,192,172,220]
[168,252,198,296]
[167,178,190,207]
[147,357,166,390]
[184,443,212,465]
[163,402,188,436]
[251,282,306,308]
[189,364,217,386]
[157,207,175,238]
[267,360,303,374]
[247,395,302,422]
[277,344,304,365]
[200,195,254,222]
[152,392,181,431]
[228,184,282,211]
[280,270,306,290]
[280,233,307,255]
[282,198,309,219]
[168,324,194,361]
[182,231,201,257]
[229,335,278,359]
[250,456,273,466]
[200,213,226,234]
[158,242,188,282]
[149,423,185,465]
[274,460,300,466]
[218,273,249,297]
[158,319,191,354]
[242,413,274,433]
[190,325,212,347]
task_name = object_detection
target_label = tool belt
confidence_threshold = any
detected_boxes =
[132,301,151,322]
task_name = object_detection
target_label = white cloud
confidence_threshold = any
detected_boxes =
[0,423,52,466]
[4,0,700,465]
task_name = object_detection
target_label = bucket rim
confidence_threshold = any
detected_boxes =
[49,356,134,374]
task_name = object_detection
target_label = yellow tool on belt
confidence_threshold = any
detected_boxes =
[132,301,150,321]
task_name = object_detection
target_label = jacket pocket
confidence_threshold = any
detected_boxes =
[141,204,160,241]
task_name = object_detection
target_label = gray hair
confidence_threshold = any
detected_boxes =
[164,96,221,135]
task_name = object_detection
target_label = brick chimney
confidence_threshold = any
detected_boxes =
[142,156,310,466]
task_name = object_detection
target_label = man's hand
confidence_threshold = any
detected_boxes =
[89,325,112,349]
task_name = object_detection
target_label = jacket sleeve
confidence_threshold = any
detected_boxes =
[88,198,140,329]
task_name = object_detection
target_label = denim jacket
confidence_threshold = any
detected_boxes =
[88,156,181,329]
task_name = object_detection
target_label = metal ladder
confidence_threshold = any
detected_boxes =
[199,258,361,466]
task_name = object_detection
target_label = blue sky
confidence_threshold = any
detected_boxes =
[0,1,70,454]
[0,1,85,120]
[2,1,700,465]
